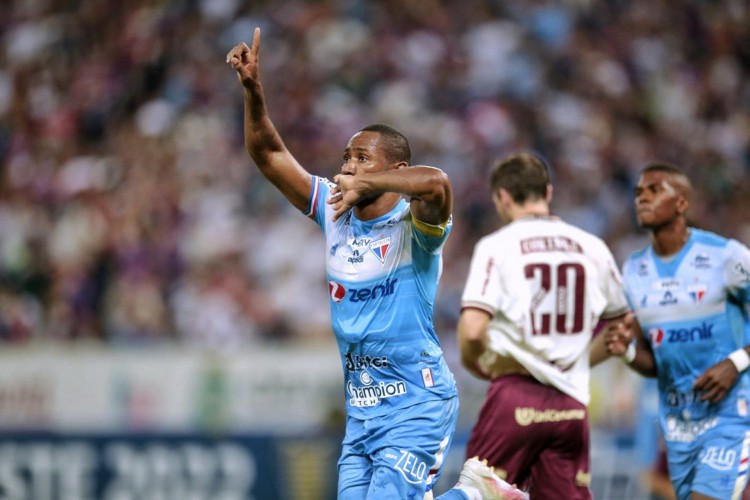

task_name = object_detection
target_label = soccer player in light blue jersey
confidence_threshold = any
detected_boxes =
[227,28,527,500]
[605,163,750,500]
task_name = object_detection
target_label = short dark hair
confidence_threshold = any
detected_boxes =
[640,161,693,198]
[640,161,685,177]
[490,153,550,204]
[360,123,411,164]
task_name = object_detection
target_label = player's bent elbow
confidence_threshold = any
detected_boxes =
[430,170,452,199]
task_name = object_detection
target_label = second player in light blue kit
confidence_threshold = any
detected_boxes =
[606,163,750,500]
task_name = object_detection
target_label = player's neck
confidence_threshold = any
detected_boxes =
[650,221,690,257]
[510,201,549,221]
[354,192,401,221]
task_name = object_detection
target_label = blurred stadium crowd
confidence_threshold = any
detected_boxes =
[0,0,748,350]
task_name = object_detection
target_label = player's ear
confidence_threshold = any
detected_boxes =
[546,184,553,203]
[498,188,513,207]
[676,195,689,215]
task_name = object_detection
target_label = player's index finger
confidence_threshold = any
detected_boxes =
[251,27,261,56]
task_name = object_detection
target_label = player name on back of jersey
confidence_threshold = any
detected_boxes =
[520,236,582,254]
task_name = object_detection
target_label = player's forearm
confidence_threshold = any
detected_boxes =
[458,320,488,375]
[460,348,488,381]
[353,167,446,203]
[589,331,611,367]
[460,338,485,371]
[365,167,452,224]
[625,342,658,377]
[242,85,286,168]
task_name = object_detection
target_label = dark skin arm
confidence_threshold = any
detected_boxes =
[608,315,747,404]
[693,346,748,404]
[590,314,628,367]
[226,28,312,211]
[329,166,452,223]
[604,313,658,377]
[229,30,452,224]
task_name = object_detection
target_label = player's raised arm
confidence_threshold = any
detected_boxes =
[226,28,312,212]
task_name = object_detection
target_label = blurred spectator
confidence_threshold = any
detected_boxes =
[0,0,748,350]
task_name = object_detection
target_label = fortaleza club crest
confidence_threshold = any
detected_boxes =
[370,237,391,263]
[687,284,707,304]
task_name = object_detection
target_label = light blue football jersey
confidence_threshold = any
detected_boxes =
[305,176,458,420]
[622,228,750,437]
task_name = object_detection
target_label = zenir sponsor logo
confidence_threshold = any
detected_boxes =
[348,278,398,303]
[328,279,399,304]
[649,327,665,348]
[667,322,713,343]
[329,281,346,303]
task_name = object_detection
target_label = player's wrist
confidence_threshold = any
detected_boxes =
[728,348,750,373]
[620,341,636,364]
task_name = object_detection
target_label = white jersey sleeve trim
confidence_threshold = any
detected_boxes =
[304,176,322,218]
[460,302,494,317]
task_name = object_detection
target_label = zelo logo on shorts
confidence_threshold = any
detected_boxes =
[393,450,427,485]
[700,447,736,471]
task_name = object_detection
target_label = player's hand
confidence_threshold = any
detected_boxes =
[329,174,369,221]
[226,28,261,88]
[604,313,634,356]
[693,359,739,404]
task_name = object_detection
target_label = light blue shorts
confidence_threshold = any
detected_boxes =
[667,422,750,500]
[338,397,459,500]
